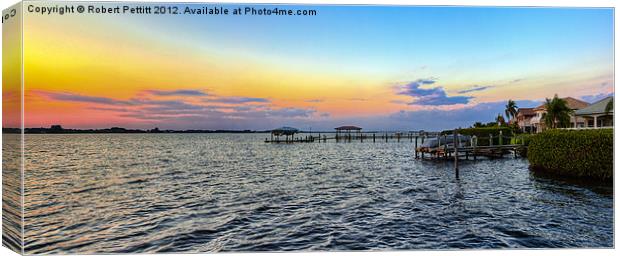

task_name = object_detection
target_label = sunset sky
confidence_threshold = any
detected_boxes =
[15,3,614,130]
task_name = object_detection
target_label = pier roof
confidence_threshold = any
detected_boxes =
[271,127,299,136]
[335,125,362,131]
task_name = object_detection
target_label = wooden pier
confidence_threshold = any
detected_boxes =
[265,127,528,179]
[264,130,528,161]
[264,132,437,144]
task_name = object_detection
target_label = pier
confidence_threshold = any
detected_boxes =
[265,128,527,161]
[264,131,438,144]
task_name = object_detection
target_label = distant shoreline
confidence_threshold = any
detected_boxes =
[3,127,430,134]
[3,127,268,134]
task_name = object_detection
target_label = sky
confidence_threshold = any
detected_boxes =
[14,3,614,131]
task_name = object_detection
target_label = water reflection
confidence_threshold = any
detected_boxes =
[3,134,22,253]
[22,134,613,254]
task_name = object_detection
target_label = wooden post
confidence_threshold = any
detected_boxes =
[397,133,400,142]
[442,135,447,156]
[373,133,376,143]
[514,146,517,157]
[385,133,388,142]
[454,129,459,178]
[271,133,273,142]
[361,133,363,143]
[473,135,477,161]
[499,130,503,145]
[415,136,419,158]
[489,134,493,146]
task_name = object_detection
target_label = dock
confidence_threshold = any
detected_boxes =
[265,126,528,179]
[264,131,438,144]
[264,130,527,160]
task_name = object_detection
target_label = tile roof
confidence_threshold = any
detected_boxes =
[517,108,535,116]
[535,97,590,110]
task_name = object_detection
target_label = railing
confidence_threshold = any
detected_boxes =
[558,126,613,130]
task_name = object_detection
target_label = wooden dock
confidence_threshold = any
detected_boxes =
[264,130,528,162]
[264,132,438,143]
[417,144,526,160]
[265,128,528,179]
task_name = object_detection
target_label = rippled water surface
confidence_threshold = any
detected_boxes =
[23,134,613,254]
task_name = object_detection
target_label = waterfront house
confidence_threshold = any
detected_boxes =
[574,96,613,128]
[515,108,536,133]
[530,97,589,132]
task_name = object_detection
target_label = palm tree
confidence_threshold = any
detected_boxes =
[505,99,518,121]
[542,94,573,129]
[495,114,506,126]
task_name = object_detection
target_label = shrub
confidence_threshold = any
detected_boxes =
[510,134,534,146]
[527,129,613,181]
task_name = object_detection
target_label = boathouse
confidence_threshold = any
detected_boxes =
[335,125,362,133]
[270,126,299,143]
[335,125,362,142]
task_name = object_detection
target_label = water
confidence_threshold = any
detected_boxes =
[20,134,613,254]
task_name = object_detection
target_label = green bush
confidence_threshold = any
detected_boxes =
[443,127,514,146]
[527,129,613,181]
[510,134,534,146]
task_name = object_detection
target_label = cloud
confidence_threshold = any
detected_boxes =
[457,85,494,94]
[38,91,134,106]
[209,97,270,104]
[510,78,524,84]
[305,99,324,103]
[390,100,408,104]
[145,89,208,96]
[396,79,472,106]
[34,89,328,130]
[266,107,316,118]
[581,92,614,103]
[388,99,542,130]
[88,107,131,112]
[133,99,206,110]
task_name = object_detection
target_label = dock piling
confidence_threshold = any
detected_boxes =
[414,136,419,158]
[454,129,459,179]
[499,131,503,145]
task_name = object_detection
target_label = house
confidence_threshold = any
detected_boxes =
[574,96,613,128]
[529,97,590,132]
[515,108,536,133]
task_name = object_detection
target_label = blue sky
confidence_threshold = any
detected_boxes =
[25,3,614,130]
